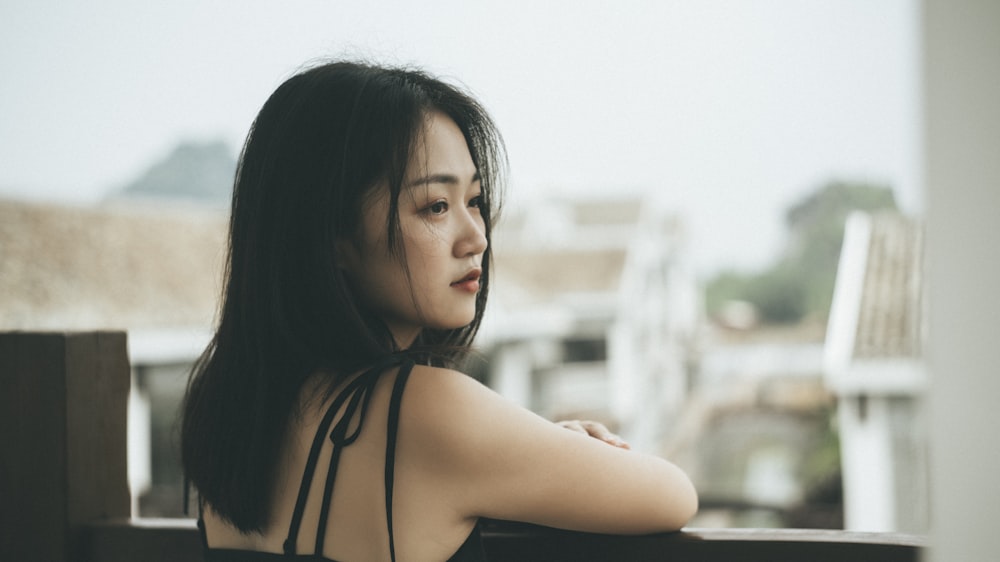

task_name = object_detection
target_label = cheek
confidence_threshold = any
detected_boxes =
[399,225,449,260]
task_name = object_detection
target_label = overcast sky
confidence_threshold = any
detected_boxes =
[0,0,920,275]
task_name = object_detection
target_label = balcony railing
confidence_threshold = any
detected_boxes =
[0,331,925,561]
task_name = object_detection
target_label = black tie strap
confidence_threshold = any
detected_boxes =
[384,360,413,562]
[282,356,414,559]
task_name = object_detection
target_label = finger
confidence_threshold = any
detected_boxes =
[578,421,610,437]
[579,421,631,450]
[556,420,588,435]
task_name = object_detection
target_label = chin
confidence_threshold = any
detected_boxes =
[431,315,476,331]
[438,320,475,331]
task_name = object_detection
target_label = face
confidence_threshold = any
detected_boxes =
[340,111,488,347]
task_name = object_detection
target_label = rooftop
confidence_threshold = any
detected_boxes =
[853,213,924,360]
[0,198,226,331]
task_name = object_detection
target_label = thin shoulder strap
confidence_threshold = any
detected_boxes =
[384,359,415,562]
[283,355,403,556]
[196,495,210,550]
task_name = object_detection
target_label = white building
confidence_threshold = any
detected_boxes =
[481,195,701,452]
[823,211,927,533]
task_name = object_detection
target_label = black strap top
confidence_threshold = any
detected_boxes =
[199,357,487,561]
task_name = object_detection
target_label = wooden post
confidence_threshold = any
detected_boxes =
[0,332,131,562]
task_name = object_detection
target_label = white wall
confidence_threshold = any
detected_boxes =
[839,397,896,531]
[924,1,1000,560]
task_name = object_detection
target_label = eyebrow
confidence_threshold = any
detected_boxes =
[405,171,481,188]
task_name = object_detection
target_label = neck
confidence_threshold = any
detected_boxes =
[388,324,420,350]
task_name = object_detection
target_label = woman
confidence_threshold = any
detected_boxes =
[182,60,697,562]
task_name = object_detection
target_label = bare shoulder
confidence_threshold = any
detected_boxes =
[400,363,491,402]
[394,363,552,474]
[396,364,514,439]
[396,364,699,534]
[397,364,555,446]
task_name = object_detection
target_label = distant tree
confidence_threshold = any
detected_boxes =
[706,180,898,326]
[744,262,809,324]
[113,140,236,205]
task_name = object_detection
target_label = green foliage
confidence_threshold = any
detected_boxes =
[799,408,842,495]
[707,180,898,325]
[744,262,809,324]
[704,270,753,313]
[785,180,898,233]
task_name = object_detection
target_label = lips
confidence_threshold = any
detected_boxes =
[452,270,481,285]
[451,269,481,292]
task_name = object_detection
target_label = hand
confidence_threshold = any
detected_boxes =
[556,420,631,450]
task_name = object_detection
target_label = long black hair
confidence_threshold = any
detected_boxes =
[181,60,506,532]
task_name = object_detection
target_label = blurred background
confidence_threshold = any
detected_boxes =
[0,0,926,533]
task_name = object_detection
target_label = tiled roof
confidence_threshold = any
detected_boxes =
[487,196,652,305]
[492,247,627,304]
[0,194,655,333]
[853,213,924,359]
[0,198,226,331]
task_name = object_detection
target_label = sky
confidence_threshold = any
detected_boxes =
[0,0,921,275]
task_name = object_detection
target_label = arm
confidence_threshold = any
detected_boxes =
[404,366,698,534]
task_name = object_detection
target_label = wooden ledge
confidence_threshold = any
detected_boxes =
[84,518,925,562]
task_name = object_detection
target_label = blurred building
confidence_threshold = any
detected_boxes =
[480,195,701,452]
[0,197,224,515]
[2,194,704,512]
[824,211,927,533]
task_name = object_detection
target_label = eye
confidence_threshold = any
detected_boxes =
[468,195,483,209]
[426,201,448,215]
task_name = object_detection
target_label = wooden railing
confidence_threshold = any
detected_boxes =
[83,517,924,562]
[1,332,926,561]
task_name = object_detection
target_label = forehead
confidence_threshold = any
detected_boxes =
[407,111,475,177]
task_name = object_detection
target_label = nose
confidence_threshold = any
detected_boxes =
[454,207,488,258]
